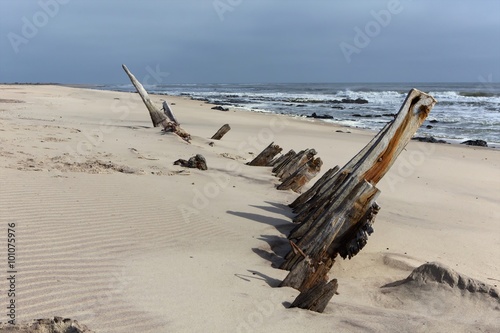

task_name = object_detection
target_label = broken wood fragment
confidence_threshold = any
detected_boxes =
[211,124,231,140]
[247,142,282,166]
[174,154,207,170]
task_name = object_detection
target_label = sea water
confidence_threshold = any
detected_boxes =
[102,82,500,145]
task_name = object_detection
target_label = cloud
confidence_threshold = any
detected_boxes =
[0,0,498,83]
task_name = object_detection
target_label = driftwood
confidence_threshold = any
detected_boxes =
[122,64,167,127]
[280,89,436,312]
[247,142,282,166]
[122,64,191,142]
[174,154,207,170]
[277,157,323,193]
[211,124,231,140]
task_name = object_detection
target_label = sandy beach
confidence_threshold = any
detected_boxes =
[0,84,499,332]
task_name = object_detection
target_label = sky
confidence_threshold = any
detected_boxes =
[0,0,499,84]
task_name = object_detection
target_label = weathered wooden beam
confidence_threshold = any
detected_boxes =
[122,64,167,127]
[280,89,436,313]
[210,124,231,140]
[247,142,282,166]
[282,89,435,271]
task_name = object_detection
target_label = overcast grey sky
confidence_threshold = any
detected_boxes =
[1,0,499,84]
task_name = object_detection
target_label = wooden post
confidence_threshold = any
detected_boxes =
[211,124,231,140]
[247,142,282,166]
[122,64,167,127]
[279,89,436,312]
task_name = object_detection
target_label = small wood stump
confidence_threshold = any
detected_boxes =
[211,124,231,140]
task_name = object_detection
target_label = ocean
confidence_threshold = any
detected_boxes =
[99,82,500,145]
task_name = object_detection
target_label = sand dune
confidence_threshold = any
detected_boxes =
[0,85,499,332]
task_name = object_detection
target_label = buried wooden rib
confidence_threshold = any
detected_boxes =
[272,150,296,172]
[277,157,323,193]
[280,89,436,312]
[247,142,282,166]
[276,149,317,180]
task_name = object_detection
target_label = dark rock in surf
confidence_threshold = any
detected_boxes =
[412,136,448,144]
[332,98,369,104]
[352,113,382,118]
[211,105,229,111]
[308,112,334,119]
[461,139,488,147]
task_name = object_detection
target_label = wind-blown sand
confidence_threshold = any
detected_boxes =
[0,85,499,332]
